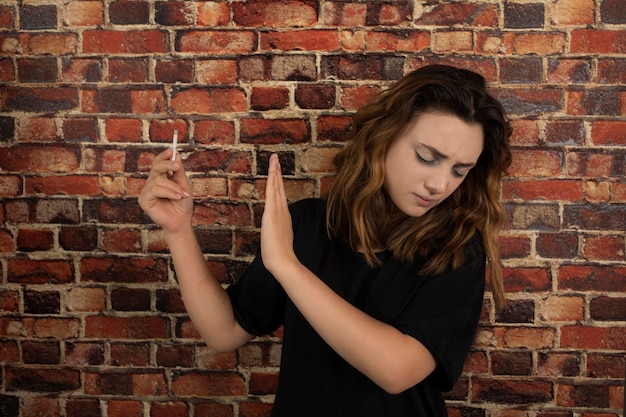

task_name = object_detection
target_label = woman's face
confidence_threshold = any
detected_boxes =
[383,112,484,217]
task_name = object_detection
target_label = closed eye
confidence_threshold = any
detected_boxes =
[415,151,437,165]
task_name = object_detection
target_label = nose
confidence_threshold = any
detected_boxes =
[424,174,447,195]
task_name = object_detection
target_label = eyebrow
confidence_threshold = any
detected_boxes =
[419,143,477,168]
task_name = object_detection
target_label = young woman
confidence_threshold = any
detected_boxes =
[139,64,512,416]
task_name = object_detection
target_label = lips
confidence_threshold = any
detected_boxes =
[413,193,436,206]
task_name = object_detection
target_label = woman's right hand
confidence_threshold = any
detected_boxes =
[138,149,193,234]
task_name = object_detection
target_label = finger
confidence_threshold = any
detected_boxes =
[268,154,286,204]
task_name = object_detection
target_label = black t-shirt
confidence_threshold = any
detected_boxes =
[227,198,486,417]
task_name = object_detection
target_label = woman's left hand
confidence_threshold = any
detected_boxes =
[261,154,298,276]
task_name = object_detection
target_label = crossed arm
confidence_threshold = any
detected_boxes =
[138,151,436,394]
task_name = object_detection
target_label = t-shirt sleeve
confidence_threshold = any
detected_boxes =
[226,199,318,337]
[226,251,286,336]
[394,243,486,392]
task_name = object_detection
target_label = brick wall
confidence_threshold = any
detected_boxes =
[0,1,624,416]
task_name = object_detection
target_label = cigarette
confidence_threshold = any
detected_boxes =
[168,130,178,177]
[171,130,178,161]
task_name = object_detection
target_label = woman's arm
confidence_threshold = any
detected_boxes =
[261,154,437,394]
[138,149,252,352]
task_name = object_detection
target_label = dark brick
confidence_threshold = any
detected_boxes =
[111,287,151,311]
[109,58,148,83]
[295,84,335,109]
[6,368,81,392]
[155,289,186,313]
[20,4,56,30]
[17,58,57,83]
[24,290,60,314]
[63,118,99,142]
[156,344,194,368]
[110,343,150,366]
[196,229,232,254]
[491,351,533,375]
[2,87,78,112]
[155,59,193,83]
[155,1,191,26]
[66,398,100,417]
[0,395,20,417]
[17,229,54,252]
[504,2,544,28]
[0,116,14,142]
[500,58,543,84]
[109,0,149,24]
[601,0,626,23]
[22,341,61,365]
[59,226,98,251]
[589,296,626,321]
[495,299,535,323]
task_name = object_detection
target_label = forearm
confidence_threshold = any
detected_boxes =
[166,225,251,352]
[273,261,436,394]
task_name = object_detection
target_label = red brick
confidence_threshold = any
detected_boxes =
[26,175,100,196]
[508,149,562,178]
[565,151,613,177]
[62,117,99,142]
[502,267,551,293]
[82,148,127,173]
[6,368,81,392]
[316,115,351,142]
[0,175,22,197]
[34,317,80,339]
[587,353,625,378]
[177,30,256,53]
[61,58,103,83]
[513,32,567,55]
[582,234,624,261]
[340,85,381,111]
[63,1,103,26]
[557,383,611,408]
[433,31,473,54]
[261,30,339,51]
[321,3,366,26]
[597,58,626,84]
[537,352,580,377]
[417,3,498,26]
[108,58,148,83]
[105,118,142,143]
[196,59,238,84]
[377,3,410,25]
[239,402,274,417]
[536,233,578,259]
[561,325,625,350]
[84,372,133,395]
[195,347,238,370]
[232,1,317,27]
[0,58,15,82]
[563,203,625,231]
[544,119,585,146]
[567,89,622,116]
[472,378,553,404]
[249,371,279,395]
[295,84,335,109]
[589,296,626,321]
[194,402,234,417]
[171,87,247,113]
[155,59,193,83]
[17,228,54,251]
[171,371,246,397]
[150,401,187,417]
[66,287,105,312]
[502,180,582,201]
[251,86,289,111]
[85,316,169,339]
[80,257,167,284]
[0,340,19,363]
[65,342,105,366]
[552,0,594,25]
[197,2,230,27]
[498,235,531,259]
[505,203,560,231]
[66,398,100,417]
[193,201,252,227]
[28,33,78,55]
[240,118,310,144]
[83,30,166,54]
[155,344,194,368]
[155,1,193,26]
[110,343,150,366]
[8,259,73,284]
[2,86,78,112]
[107,400,144,417]
[0,5,15,29]
[22,396,60,417]
[591,120,626,145]
[194,120,235,145]
[547,58,592,84]
[571,29,626,54]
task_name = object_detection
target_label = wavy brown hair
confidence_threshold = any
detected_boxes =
[326,64,512,308]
